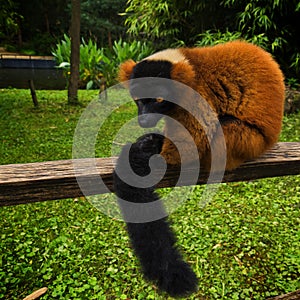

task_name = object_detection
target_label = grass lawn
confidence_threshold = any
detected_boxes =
[0,89,299,299]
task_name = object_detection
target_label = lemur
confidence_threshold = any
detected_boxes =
[113,41,285,297]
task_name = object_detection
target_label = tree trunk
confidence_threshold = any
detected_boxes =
[108,30,112,48]
[17,18,22,47]
[68,0,81,105]
[45,10,50,33]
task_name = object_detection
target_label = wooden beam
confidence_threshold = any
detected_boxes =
[267,289,300,300]
[0,142,299,206]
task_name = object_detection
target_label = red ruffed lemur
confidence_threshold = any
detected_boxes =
[113,41,285,297]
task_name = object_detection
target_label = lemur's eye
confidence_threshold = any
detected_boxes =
[156,97,164,103]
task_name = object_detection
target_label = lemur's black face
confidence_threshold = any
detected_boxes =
[130,60,175,128]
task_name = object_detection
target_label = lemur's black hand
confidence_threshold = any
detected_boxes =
[116,133,164,179]
[135,133,164,155]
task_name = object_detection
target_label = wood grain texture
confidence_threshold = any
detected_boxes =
[267,289,300,300]
[0,142,299,206]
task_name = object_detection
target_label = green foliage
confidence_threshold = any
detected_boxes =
[111,39,154,63]
[100,39,154,86]
[291,52,300,74]
[0,0,70,55]
[80,0,126,47]
[0,89,135,163]
[123,0,180,42]
[1,0,126,53]
[0,0,23,40]
[52,35,154,88]
[51,34,72,65]
[123,0,300,79]
[79,38,106,89]
[0,89,299,299]
[195,30,270,49]
[123,0,228,47]
[195,30,244,46]
[52,35,106,89]
[220,0,300,77]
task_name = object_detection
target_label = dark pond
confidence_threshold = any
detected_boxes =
[0,56,66,89]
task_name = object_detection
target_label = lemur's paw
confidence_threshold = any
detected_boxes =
[157,261,198,298]
[135,133,164,155]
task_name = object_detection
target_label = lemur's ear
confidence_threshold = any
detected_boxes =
[118,60,136,86]
[171,61,196,87]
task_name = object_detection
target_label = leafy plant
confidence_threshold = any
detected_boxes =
[112,39,154,63]
[123,0,300,79]
[122,0,180,41]
[195,30,243,46]
[0,0,23,41]
[218,0,300,78]
[52,35,154,88]
[79,38,105,89]
[52,34,71,65]
[52,34,105,89]
[195,30,269,49]
[101,39,154,86]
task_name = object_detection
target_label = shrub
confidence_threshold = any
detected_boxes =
[52,35,154,88]
[101,39,154,86]
[195,30,269,49]
[52,34,105,89]
[123,0,300,81]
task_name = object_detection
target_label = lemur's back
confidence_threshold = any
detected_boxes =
[181,41,285,141]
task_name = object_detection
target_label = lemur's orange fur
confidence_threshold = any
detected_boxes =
[118,41,285,170]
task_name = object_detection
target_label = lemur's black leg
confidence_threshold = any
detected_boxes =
[113,133,198,297]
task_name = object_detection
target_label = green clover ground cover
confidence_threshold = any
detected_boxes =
[0,89,299,299]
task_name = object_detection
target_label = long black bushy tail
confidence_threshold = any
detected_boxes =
[113,134,198,297]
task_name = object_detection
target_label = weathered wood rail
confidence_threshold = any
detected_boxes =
[0,142,299,207]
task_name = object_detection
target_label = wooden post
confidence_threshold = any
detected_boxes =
[99,78,107,101]
[28,80,39,107]
[68,0,81,105]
